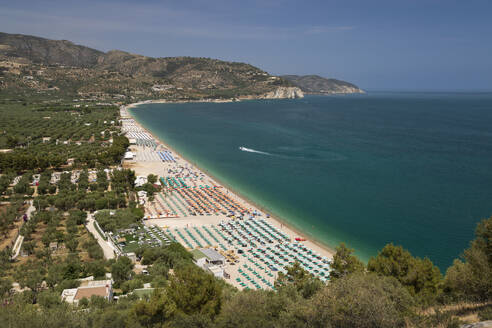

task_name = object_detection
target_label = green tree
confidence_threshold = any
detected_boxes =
[45,264,64,288]
[111,256,134,286]
[168,313,213,328]
[69,210,87,225]
[0,277,13,298]
[121,278,144,294]
[62,254,83,280]
[84,260,106,279]
[66,238,79,253]
[15,264,45,301]
[131,289,177,327]
[368,243,442,305]
[140,243,193,267]
[6,135,19,148]
[217,290,291,328]
[167,264,222,318]
[281,273,415,328]
[275,261,324,299]
[444,216,492,301]
[148,260,170,279]
[22,241,36,255]
[37,290,62,309]
[147,174,158,184]
[329,242,365,280]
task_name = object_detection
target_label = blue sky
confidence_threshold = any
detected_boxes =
[1,0,491,90]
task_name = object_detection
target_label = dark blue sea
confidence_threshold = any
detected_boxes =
[130,92,492,270]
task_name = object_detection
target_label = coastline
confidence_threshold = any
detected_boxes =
[124,100,336,259]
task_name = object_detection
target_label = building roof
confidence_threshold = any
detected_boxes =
[191,249,207,260]
[74,286,109,300]
[200,248,225,262]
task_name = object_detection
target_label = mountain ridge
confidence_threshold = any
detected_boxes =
[0,32,357,100]
[0,32,103,67]
[0,32,300,100]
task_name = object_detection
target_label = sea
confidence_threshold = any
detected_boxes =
[129,92,492,271]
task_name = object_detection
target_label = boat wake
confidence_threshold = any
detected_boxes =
[238,146,273,156]
[239,145,347,162]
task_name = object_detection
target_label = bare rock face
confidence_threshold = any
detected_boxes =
[461,321,492,328]
[262,86,304,99]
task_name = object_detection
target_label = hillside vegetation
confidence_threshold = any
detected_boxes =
[0,32,291,101]
[282,74,364,94]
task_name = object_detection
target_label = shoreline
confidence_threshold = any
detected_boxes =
[124,100,336,259]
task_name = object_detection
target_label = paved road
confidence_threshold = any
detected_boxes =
[86,214,116,260]
[12,200,36,259]
[11,235,24,259]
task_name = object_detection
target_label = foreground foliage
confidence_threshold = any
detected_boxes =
[0,219,491,328]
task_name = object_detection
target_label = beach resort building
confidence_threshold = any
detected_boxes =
[192,248,226,278]
[192,248,225,267]
[205,264,224,279]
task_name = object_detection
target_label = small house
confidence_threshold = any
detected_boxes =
[61,280,113,305]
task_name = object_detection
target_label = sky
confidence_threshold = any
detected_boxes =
[1,0,491,91]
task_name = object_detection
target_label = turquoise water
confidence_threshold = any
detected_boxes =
[130,92,492,270]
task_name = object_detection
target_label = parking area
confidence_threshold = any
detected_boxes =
[110,224,172,254]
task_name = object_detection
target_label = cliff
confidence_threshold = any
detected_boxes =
[261,86,304,99]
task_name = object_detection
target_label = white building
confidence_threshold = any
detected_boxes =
[124,151,135,160]
[206,264,224,279]
[200,248,225,266]
[61,279,113,305]
[192,248,226,274]
[134,176,148,187]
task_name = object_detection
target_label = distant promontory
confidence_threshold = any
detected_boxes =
[281,75,364,94]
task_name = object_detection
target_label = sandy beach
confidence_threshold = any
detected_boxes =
[121,101,334,289]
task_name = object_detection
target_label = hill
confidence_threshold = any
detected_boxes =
[0,32,103,67]
[0,32,301,101]
[282,74,364,94]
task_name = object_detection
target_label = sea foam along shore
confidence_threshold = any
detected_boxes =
[123,100,335,261]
